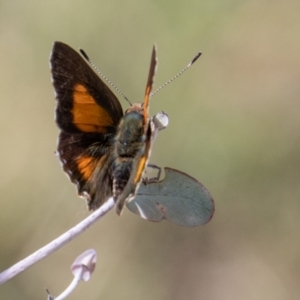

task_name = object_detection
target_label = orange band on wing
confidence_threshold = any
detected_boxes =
[72,84,113,132]
[134,155,148,183]
[76,156,96,180]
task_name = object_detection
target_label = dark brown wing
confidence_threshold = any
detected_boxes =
[58,131,115,210]
[50,41,123,134]
[50,42,123,209]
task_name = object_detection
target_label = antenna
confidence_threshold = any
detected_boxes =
[150,52,202,97]
[80,49,132,106]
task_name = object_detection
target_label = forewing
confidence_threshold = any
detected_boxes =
[115,46,157,215]
[50,41,123,134]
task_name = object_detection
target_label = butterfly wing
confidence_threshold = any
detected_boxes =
[57,131,117,210]
[51,42,123,134]
[115,45,157,215]
[50,42,123,209]
[133,44,157,185]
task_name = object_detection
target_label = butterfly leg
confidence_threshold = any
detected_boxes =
[143,163,161,184]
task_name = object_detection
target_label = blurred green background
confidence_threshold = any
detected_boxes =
[1,1,299,299]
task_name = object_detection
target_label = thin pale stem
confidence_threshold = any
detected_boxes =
[0,198,115,285]
[55,274,81,300]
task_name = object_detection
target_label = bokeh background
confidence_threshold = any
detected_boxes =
[1,1,299,299]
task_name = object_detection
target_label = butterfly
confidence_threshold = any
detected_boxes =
[50,42,158,215]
